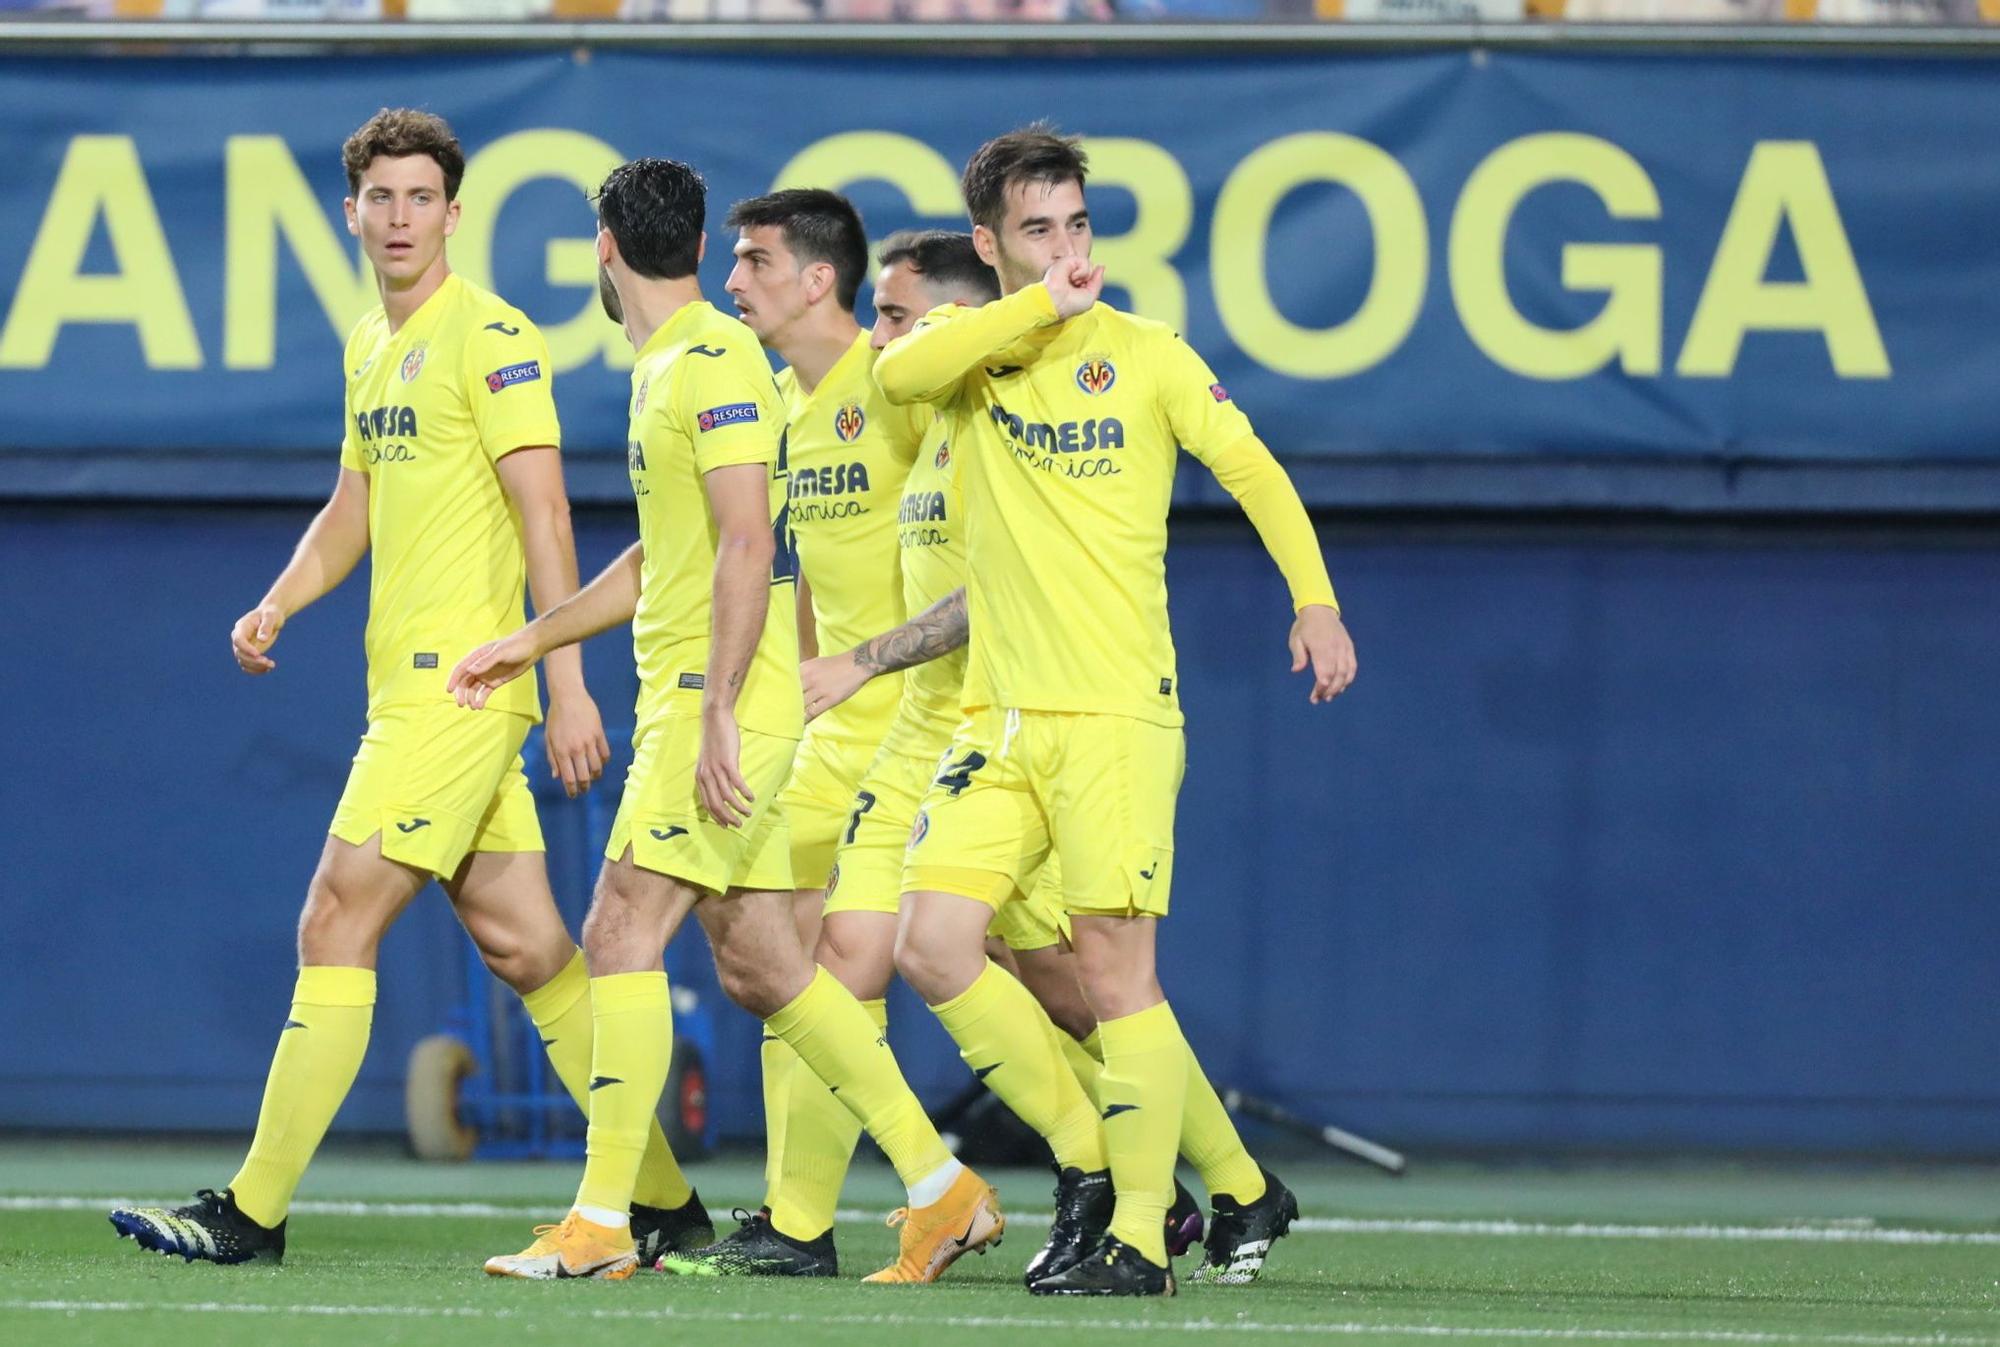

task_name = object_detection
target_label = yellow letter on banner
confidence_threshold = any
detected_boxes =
[1450,133,1662,380]
[0,135,202,370]
[1212,132,1426,380]
[772,131,963,216]
[1080,138,1193,332]
[224,135,375,370]
[1677,141,1889,379]
[453,130,629,372]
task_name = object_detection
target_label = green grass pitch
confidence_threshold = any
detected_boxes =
[2,1139,1996,1346]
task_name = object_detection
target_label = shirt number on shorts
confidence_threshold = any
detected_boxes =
[843,790,878,845]
[934,751,988,797]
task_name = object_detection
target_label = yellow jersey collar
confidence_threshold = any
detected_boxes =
[387,271,460,342]
[786,329,872,413]
[636,299,714,363]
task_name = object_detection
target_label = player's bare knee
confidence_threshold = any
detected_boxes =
[297,870,380,964]
[471,935,539,994]
[895,923,971,1005]
[1069,934,1161,1020]
[580,873,655,972]
[816,925,893,1001]
[712,947,792,1018]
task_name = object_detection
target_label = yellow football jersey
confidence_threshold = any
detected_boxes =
[775,333,926,744]
[883,299,1254,728]
[880,410,973,754]
[338,272,558,723]
[627,301,801,742]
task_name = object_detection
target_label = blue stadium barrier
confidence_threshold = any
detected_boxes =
[3,502,1995,1156]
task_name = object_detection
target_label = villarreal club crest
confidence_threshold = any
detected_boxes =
[834,401,867,443]
[400,342,427,383]
[1075,356,1116,396]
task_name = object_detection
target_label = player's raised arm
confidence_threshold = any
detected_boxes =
[449,542,643,709]
[1163,337,1356,703]
[496,445,610,798]
[799,585,967,723]
[231,464,371,675]
[696,461,777,827]
[874,275,1070,405]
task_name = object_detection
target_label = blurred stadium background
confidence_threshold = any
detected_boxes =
[0,7,1996,1342]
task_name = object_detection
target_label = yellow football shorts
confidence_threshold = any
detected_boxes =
[824,735,1069,951]
[904,708,1184,919]
[606,715,798,896]
[779,725,878,891]
[987,868,1069,952]
[329,701,542,880]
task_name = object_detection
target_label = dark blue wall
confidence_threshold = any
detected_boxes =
[3,502,1996,1155]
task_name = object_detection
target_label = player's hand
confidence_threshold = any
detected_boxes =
[801,652,871,723]
[1042,257,1104,320]
[1289,604,1356,704]
[448,628,541,710]
[697,706,754,828]
[231,602,286,675]
[544,691,610,799]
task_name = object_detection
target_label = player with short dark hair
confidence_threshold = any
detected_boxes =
[457,158,1002,1286]
[725,187,870,312]
[813,123,1356,1296]
[640,187,932,1276]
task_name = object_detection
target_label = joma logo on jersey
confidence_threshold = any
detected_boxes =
[988,402,1125,453]
[834,402,866,443]
[1075,358,1117,395]
[790,462,872,498]
[353,405,419,442]
[899,491,948,523]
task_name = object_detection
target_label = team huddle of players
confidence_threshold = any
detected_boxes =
[108,106,1355,1299]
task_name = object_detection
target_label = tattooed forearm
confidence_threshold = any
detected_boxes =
[854,587,968,675]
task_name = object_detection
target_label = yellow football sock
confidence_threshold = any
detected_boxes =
[1097,1000,1188,1264]
[522,950,692,1211]
[765,968,952,1188]
[1179,1049,1265,1205]
[1077,1022,1264,1204]
[759,1031,797,1211]
[574,972,672,1217]
[768,998,879,1241]
[228,965,376,1229]
[1060,1028,1105,1107]
[933,961,1106,1173]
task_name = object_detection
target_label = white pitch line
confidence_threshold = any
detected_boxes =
[4,1300,1998,1346]
[1299,1217,2000,1248]
[15,1195,2000,1247]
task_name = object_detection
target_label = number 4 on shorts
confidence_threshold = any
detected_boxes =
[934,751,987,797]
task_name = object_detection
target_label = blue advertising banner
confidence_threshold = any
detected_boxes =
[1,50,1996,500]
